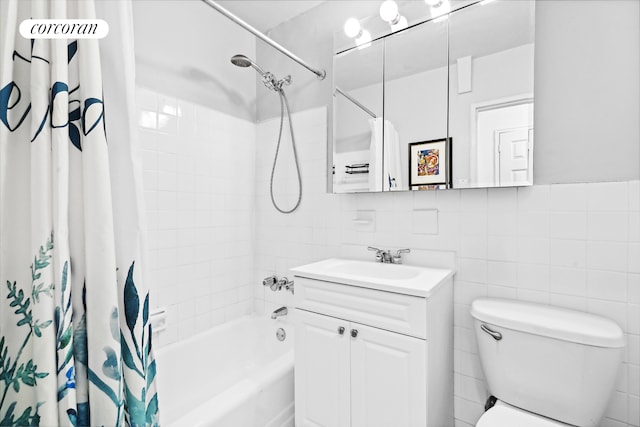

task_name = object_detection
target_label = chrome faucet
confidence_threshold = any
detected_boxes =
[271,306,288,319]
[262,275,294,294]
[367,247,411,264]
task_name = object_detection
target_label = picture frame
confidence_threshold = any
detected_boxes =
[408,138,452,188]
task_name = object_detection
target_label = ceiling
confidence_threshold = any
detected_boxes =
[215,0,324,33]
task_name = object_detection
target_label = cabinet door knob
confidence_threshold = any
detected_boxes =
[338,326,345,335]
[351,329,358,338]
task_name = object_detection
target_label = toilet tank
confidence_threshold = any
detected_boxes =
[471,298,625,427]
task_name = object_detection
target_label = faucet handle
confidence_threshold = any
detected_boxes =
[392,248,411,264]
[263,275,278,288]
[367,246,384,262]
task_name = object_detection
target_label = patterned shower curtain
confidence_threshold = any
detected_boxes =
[0,0,158,426]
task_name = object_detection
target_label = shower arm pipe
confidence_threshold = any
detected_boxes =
[334,86,377,119]
[200,0,326,80]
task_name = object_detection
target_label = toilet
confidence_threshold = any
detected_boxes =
[470,298,625,427]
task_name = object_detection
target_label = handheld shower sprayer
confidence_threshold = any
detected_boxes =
[229,54,302,214]
[230,54,292,91]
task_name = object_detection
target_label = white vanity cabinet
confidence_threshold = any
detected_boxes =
[291,258,454,427]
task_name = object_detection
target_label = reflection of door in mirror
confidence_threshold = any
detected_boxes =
[472,97,534,187]
[495,127,534,186]
[449,0,535,189]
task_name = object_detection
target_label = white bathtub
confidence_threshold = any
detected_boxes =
[155,314,294,427]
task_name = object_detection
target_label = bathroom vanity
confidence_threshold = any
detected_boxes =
[291,258,454,427]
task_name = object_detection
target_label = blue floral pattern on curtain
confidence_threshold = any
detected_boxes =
[0,1,158,426]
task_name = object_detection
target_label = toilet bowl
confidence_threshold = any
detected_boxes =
[471,298,625,427]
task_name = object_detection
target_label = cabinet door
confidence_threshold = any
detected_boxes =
[294,309,350,427]
[350,323,426,427]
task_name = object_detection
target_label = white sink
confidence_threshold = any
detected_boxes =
[290,258,453,297]
[328,260,421,280]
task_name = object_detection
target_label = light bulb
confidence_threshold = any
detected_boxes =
[424,0,442,6]
[379,0,399,23]
[390,15,408,32]
[344,18,361,38]
[356,29,372,49]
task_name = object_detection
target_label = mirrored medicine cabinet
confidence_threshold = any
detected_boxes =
[332,0,535,193]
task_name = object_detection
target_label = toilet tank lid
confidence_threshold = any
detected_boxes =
[470,298,625,348]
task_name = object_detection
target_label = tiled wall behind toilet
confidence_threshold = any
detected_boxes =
[135,86,256,349]
[254,107,640,427]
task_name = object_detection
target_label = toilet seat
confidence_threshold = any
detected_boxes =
[476,401,569,427]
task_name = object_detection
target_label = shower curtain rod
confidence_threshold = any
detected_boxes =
[334,87,377,119]
[200,0,326,80]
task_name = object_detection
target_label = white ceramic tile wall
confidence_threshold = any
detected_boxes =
[253,107,640,427]
[135,86,256,348]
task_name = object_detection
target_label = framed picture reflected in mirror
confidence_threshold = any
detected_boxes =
[408,138,452,188]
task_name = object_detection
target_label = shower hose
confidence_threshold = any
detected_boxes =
[270,88,302,214]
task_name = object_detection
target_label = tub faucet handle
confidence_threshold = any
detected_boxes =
[277,277,295,294]
[262,275,277,288]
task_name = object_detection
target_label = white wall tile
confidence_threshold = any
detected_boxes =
[550,239,587,269]
[488,211,518,237]
[487,187,517,213]
[517,237,550,265]
[589,212,630,242]
[549,183,588,211]
[139,88,255,350]
[587,270,628,302]
[487,261,517,286]
[413,209,439,235]
[517,185,550,212]
[587,241,628,272]
[629,243,640,274]
[588,182,629,212]
[517,211,550,237]
[550,211,588,240]
[549,266,587,296]
[487,236,518,262]
[630,181,640,212]
[517,263,550,291]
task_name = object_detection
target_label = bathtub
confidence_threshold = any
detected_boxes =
[155,314,294,427]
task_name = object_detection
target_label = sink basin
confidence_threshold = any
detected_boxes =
[327,260,421,280]
[290,258,453,297]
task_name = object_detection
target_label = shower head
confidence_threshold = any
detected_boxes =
[230,54,266,77]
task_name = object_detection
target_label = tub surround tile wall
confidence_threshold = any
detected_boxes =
[253,107,640,427]
[136,86,255,348]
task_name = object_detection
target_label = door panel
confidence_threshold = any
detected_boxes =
[350,323,426,427]
[294,310,350,427]
[496,127,533,186]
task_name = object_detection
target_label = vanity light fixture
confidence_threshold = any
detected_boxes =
[390,15,408,31]
[356,29,372,49]
[380,0,408,32]
[431,0,451,22]
[344,17,362,38]
[379,0,399,22]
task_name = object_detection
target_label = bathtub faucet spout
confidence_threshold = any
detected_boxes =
[271,306,288,319]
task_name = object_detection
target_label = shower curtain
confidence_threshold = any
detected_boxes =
[368,117,402,191]
[0,0,158,426]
